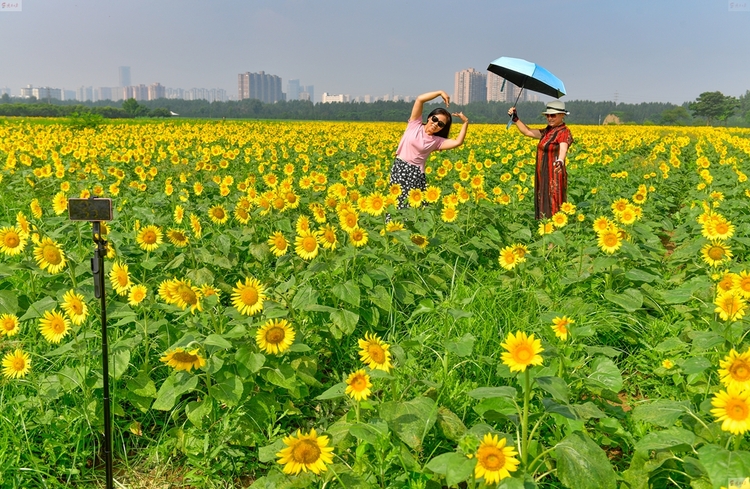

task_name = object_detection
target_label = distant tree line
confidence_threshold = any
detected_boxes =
[1,90,748,126]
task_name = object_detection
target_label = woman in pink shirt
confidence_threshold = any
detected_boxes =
[390,90,469,210]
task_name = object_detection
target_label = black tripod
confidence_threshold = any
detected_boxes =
[91,221,113,489]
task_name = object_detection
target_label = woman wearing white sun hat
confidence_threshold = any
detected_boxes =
[508,101,574,219]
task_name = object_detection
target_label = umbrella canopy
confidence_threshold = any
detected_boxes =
[487,57,566,99]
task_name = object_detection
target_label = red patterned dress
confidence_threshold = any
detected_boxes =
[535,124,574,219]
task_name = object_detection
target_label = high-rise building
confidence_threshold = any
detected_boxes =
[321,93,349,103]
[123,84,148,101]
[454,68,487,105]
[287,79,300,101]
[119,66,131,87]
[0,87,11,97]
[304,85,314,104]
[32,87,62,101]
[238,71,284,103]
[77,86,94,102]
[487,72,507,102]
[148,83,166,101]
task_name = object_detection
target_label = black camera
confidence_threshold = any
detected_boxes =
[67,198,113,221]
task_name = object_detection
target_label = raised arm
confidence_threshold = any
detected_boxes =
[439,112,469,150]
[409,90,450,121]
[508,107,542,139]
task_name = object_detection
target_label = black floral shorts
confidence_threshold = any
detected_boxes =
[389,157,427,209]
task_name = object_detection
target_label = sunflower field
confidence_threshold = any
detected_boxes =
[2,117,750,489]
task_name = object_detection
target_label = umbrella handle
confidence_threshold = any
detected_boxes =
[507,86,525,130]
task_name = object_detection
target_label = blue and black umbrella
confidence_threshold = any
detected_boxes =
[487,56,566,126]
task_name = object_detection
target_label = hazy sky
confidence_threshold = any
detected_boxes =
[1,0,747,104]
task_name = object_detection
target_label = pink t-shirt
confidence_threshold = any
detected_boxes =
[395,118,445,171]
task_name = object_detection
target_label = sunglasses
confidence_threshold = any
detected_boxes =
[545,113,561,118]
[429,115,446,128]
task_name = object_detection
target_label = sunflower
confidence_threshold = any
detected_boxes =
[268,231,289,257]
[295,215,312,234]
[295,230,320,260]
[128,284,148,306]
[425,186,442,203]
[498,246,519,270]
[719,349,750,391]
[166,229,189,247]
[30,198,43,219]
[500,331,544,372]
[560,202,576,215]
[714,290,747,321]
[441,206,459,223]
[174,205,185,223]
[256,319,296,354]
[168,279,203,313]
[231,277,266,316]
[52,191,68,215]
[597,228,622,254]
[717,271,740,293]
[474,433,520,484]
[0,226,27,256]
[592,216,611,233]
[512,244,529,261]
[32,237,66,274]
[136,225,163,252]
[160,347,206,372]
[0,313,21,337]
[358,332,393,372]
[702,240,732,267]
[537,222,554,236]
[551,212,568,228]
[551,316,574,341]
[276,428,335,475]
[711,385,750,435]
[109,262,132,295]
[704,218,735,240]
[611,198,630,214]
[736,271,750,298]
[319,224,338,251]
[385,221,405,233]
[2,349,31,379]
[349,227,368,248]
[61,290,88,325]
[367,192,386,216]
[345,369,373,401]
[189,213,202,238]
[410,234,429,249]
[617,205,637,225]
[39,309,71,344]
[407,188,424,208]
[310,203,327,223]
[338,209,359,233]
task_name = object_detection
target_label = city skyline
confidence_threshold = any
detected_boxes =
[0,1,747,105]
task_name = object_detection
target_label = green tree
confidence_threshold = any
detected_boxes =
[122,98,148,117]
[688,91,739,125]
[659,106,692,125]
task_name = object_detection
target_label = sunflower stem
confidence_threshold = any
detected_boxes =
[522,368,531,467]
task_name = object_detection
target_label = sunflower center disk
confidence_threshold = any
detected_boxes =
[292,440,321,464]
[266,327,286,344]
[368,345,385,363]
